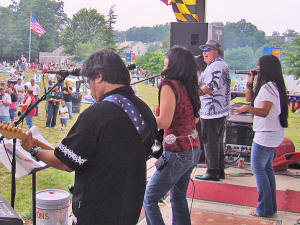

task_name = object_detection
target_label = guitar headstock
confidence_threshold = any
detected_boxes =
[0,123,25,140]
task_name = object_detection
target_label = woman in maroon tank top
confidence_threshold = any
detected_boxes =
[144,45,201,225]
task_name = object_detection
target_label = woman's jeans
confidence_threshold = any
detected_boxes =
[25,116,33,128]
[9,108,17,121]
[144,148,200,225]
[251,141,277,217]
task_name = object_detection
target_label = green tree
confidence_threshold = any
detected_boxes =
[103,5,117,48]
[283,37,300,77]
[161,28,170,51]
[0,7,17,59]
[135,52,152,68]
[60,8,106,58]
[144,51,165,75]
[224,19,266,51]
[224,46,256,70]
[282,29,299,37]
[117,23,169,43]
[0,0,67,61]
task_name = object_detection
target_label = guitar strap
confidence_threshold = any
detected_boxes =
[103,94,146,135]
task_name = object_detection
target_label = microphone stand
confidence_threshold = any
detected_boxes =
[0,73,68,225]
[130,73,164,85]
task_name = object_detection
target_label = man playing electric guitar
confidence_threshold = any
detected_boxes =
[19,49,157,225]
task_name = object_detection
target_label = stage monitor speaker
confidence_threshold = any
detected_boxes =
[225,121,254,146]
[170,22,208,57]
[0,196,23,225]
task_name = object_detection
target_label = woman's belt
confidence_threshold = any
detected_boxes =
[163,129,198,146]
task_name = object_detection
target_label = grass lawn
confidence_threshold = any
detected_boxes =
[0,71,299,223]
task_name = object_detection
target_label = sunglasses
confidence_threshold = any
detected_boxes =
[202,48,211,52]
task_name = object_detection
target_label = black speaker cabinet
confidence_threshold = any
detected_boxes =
[170,22,208,57]
[225,121,254,146]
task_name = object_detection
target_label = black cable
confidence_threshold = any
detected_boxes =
[276,173,300,179]
[2,139,12,165]
[189,178,196,216]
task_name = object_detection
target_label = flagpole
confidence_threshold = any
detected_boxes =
[28,12,32,64]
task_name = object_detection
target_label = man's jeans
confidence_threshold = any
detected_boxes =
[25,116,33,128]
[201,117,225,176]
[34,95,39,116]
[66,101,73,119]
[46,104,59,128]
[251,141,277,217]
[144,148,200,225]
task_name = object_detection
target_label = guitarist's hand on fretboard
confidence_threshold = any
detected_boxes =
[20,131,34,152]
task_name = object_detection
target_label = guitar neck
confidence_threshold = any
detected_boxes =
[0,124,54,150]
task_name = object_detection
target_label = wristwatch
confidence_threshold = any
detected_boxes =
[30,146,41,161]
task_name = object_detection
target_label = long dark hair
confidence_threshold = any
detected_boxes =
[253,54,288,127]
[163,45,201,116]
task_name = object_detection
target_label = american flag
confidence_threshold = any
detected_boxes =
[30,15,45,37]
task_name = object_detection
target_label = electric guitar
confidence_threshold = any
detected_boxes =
[0,123,53,150]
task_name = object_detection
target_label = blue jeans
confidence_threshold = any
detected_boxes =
[251,141,277,217]
[25,116,33,128]
[66,101,73,119]
[17,96,24,106]
[46,104,59,127]
[144,148,200,225]
[34,95,39,116]
[0,116,10,124]
[9,108,17,121]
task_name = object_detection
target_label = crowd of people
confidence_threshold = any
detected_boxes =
[0,41,288,224]
[0,62,76,130]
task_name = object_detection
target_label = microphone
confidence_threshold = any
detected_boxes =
[127,64,136,70]
[45,68,81,77]
[235,70,258,75]
[194,55,203,59]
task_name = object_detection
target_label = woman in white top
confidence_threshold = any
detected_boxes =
[235,54,288,217]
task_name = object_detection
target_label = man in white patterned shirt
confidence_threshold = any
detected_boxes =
[196,40,231,181]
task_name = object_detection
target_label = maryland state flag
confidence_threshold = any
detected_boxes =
[171,0,199,22]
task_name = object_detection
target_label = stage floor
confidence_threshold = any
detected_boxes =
[137,158,300,225]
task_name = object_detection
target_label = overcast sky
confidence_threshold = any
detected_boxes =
[1,0,299,35]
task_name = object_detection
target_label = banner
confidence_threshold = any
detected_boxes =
[171,0,199,22]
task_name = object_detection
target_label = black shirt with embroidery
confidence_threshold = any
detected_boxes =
[54,86,156,225]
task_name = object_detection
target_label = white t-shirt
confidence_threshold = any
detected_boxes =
[0,93,12,117]
[14,83,25,99]
[59,106,68,119]
[253,82,284,147]
[47,73,56,82]
[28,84,40,96]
